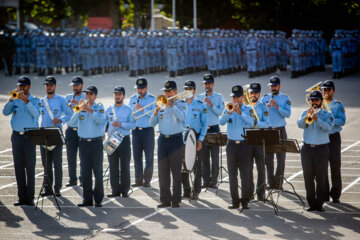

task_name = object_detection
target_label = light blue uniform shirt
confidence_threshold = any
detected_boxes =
[105,104,136,136]
[68,102,107,138]
[185,99,208,142]
[251,101,270,128]
[2,94,41,132]
[260,92,291,127]
[297,109,334,145]
[150,100,187,135]
[65,92,86,128]
[40,94,71,129]
[219,103,255,141]
[198,91,224,126]
[129,93,156,128]
[327,99,346,134]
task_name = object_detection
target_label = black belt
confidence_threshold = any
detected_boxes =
[13,130,25,135]
[160,133,182,139]
[82,47,90,48]
[329,132,340,136]
[228,140,246,144]
[291,48,299,50]
[79,137,102,142]
[207,48,215,50]
[304,143,328,148]
[134,127,153,131]
[247,49,256,51]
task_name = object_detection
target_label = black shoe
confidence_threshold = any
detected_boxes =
[107,193,120,198]
[40,191,54,197]
[208,183,218,189]
[25,201,35,206]
[307,206,317,212]
[191,193,199,200]
[228,203,240,209]
[332,198,340,203]
[122,193,129,198]
[241,202,249,210]
[77,202,93,207]
[55,191,61,197]
[131,182,143,187]
[66,181,77,187]
[143,182,151,187]
[95,202,102,207]
[157,202,171,208]
[317,206,325,212]
[14,200,26,206]
[172,203,180,208]
[182,192,191,198]
[201,184,209,189]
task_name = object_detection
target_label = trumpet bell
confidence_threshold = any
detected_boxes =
[73,105,81,113]
[156,95,168,109]
[305,117,314,125]
[226,103,234,112]
[9,91,23,99]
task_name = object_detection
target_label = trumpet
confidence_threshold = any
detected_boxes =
[9,90,23,99]
[225,102,237,113]
[132,90,193,120]
[305,106,321,125]
[73,100,88,113]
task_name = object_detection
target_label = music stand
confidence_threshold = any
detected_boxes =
[266,138,305,208]
[243,128,280,214]
[25,127,65,211]
[203,132,228,191]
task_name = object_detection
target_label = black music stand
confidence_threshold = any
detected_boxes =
[25,127,65,211]
[203,132,228,191]
[243,128,280,214]
[266,138,305,208]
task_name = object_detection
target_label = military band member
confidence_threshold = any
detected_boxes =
[69,86,107,207]
[65,76,85,187]
[129,78,156,187]
[105,86,136,198]
[40,76,71,197]
[181,80,208,200]
[321,80,346,203]
[150,80,187,208]
[247,83,269,200]
[2,76,40,206]
[261,76,291,189]
[297,90,334,211]
[199,74,225,188]
[220,85,255,210]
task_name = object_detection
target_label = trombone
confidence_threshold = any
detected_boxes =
[132,90,193,120]
[9,90,24,100]
[242,84,260,121]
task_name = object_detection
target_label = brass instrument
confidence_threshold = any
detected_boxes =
[305,106,321,125]
[226,102,236,113]
[132,90,193,120]
[9,90,23,99]
[242,84,259,121]
[73,100,88,113]
[305,82,330,112]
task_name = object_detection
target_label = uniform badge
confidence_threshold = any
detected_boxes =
[14,111,16,115]
[194,114,197,119]
[138,79,143,84]
[229,119,232,123]
[250,113,255,118]
[330,117,334,122]
[287,100,291,105]
[41,110,44,115]
[80,115,85,120]
[54,109,58,114]
[110,118,113,122]
[341,108,345,113]
[160,114,163,119]
[38,102,42,107]
[264,111,269,116]
[204,108,207,113]
[100,109,104,113]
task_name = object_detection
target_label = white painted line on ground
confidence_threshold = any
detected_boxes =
[0,149,12,154]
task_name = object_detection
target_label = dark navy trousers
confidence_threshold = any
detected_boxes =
[327,132,342,200]
[107,135,131,195]
[202,125,220,186]
[79,138,104,204]
[40,144,63,193]
[11,131,36,202]
[65,127,80,183]
[249,145,266,198]
[132,127,154,184]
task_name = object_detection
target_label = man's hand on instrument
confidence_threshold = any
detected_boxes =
[135,103,143,111]
[270,99,279,109]
[71,99,79,105]
[204,97,213,107]
[52,118,62,124]
[112,121,122,127]
[234,104,242,115]
[168,99,174,108]
[17,91,29,104]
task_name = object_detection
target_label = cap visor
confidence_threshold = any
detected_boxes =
[267,83,279,86]
[16,83,28,86]
[69,82,81,86]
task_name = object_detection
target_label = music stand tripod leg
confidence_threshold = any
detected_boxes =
[282,177,305,207]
